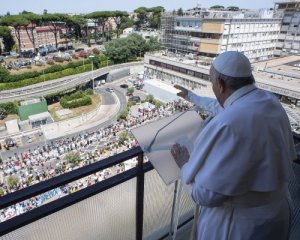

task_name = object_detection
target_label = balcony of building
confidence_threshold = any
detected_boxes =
[0,139,300,240]
[0,147,196,240]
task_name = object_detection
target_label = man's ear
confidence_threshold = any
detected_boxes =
[217,78,226,94]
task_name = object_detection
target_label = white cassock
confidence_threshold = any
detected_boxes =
[181,84,296,240]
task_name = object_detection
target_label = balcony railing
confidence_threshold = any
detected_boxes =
[2,140,299,240]
[0,147,195,240]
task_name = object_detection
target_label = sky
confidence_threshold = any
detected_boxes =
[1,0,279,15]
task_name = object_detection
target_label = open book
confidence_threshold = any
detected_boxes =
[131,111,203,185]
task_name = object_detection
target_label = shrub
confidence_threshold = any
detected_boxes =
[36,62,44,67]
[54,57,64,63]
[0,188,4,196]
[117,109,128,121]
[84,88,93,95]
[127,87,134,96]
[43,64,64,74]
[5,175,19,190]
[46,59,55,65]
[127,101,136,108]
[92,48,100,55]
[60,94,92,109]
[146,94,154,103]
[154,99,163,108]
[0,102,17,114]
[65,151,81,167]
[73,55,79,59]
[0,67,9,82]
[118,131,129,145]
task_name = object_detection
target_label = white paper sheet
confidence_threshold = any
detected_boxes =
[131,111,203,185]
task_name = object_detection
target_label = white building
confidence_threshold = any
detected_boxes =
[275,1,300,56]
[161,8,282,62]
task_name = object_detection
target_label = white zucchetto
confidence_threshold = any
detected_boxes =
[212,51,252,78]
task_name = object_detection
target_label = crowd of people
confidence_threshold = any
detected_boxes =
[0,99,192,222]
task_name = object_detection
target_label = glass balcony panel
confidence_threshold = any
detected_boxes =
[0,178,137,240]
[178,187,196,226]
[143,170,195,240]
[143,170,175,239]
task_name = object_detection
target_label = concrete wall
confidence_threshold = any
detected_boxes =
[106,68,130,82]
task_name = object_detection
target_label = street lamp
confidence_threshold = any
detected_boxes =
[42,68,45,82]
[89,55,95,94]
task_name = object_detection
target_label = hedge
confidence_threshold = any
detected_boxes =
[60,95,92,109]
[0,102,18,114]
[0,54,108,84]
[0,64,93,91]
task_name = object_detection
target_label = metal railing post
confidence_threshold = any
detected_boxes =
[136,153,144,240]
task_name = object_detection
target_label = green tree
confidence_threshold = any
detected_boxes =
[210,5,225,10]
[104,38,132,63]
[105,33,148,62]
[117,109,128,121]
[22,13,41,52]
[146,36,160,52]
[0,102,18,114]
[85,11,111,42]
[146,94,154,103]
[0,15,30,53]
[154,99,163,108]
[134,7,148,30]
[5,175,19,190]
[227,6,239,11]
[0,67,10,82]
[0,188,4,196]
[118,131,129,145]
[148,15,160,29]
[119,16,134,32]
[126,33,147,57]
[111,11,129,38]
[148,6,164,29]
[177,8,183,16]
[71,15,87,40]
[127,87,134,95]
[0,26,14,52]
[65,151,81,167]
[42,14,70,49]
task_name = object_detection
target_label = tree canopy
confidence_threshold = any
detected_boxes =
[210,5,225,9]
[0,26,15,52]
[104,33,159,63]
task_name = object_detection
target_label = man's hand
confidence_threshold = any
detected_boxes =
[174,85,188,99]
[171,143,190,168]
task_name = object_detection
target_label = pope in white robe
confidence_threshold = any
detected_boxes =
[173,51,296,240]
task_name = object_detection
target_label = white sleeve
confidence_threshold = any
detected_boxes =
[187,91,221,117]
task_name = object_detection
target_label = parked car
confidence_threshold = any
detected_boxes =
[120,84,129,89]
[5,138,16,147]
[106,87,114,93]
[128,96,141,102]
[75,48,84,52]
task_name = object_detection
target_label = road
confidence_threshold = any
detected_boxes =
[0,62,143,103]
[1,84,128,160]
